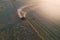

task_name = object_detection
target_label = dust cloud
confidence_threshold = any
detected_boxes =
[26,0,60,25]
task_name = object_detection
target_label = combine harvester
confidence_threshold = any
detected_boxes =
[17,5,44,40]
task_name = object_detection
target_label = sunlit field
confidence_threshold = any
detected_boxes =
[0,0,60,40]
